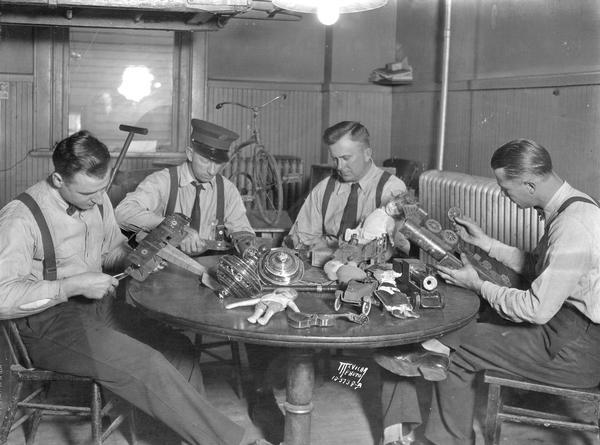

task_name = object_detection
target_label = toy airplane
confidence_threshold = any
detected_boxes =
[121,213,208,281]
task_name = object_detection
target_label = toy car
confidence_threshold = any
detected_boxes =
[333,279,379,315]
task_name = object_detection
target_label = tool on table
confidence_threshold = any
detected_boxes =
[287,311,368,328]
[123,214,207,281]
[264,283,338,293]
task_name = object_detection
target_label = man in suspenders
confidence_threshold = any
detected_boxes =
[0,131,255,445]
[115,119,256,257]
[115,120,284,441]
[287,121,410,254]
[380,139,600,445]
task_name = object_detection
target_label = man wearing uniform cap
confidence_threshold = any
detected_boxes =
[116,119,283,442]
[115,118,256,256]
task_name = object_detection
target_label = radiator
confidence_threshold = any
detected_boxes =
[419,170,544,252]
[222,155,304,211]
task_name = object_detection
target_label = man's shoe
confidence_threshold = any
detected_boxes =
[248,389,284,444]
[374,345,449,381]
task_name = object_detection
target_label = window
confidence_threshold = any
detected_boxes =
[68,28,175,153]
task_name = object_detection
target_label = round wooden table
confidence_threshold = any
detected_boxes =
[128,256,480,445]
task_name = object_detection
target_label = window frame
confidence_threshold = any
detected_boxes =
[33,26,207,156]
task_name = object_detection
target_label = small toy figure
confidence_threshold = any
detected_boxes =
[225,288,300,325]
[372,269,420,319]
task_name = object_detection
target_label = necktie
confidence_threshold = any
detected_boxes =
[337,182,359,238]
[189,182,204,232]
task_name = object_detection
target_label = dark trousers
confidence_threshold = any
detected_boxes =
[381,372,421,429]
[244,343,286,390]
[380,317,470,431]
[16,296,245,445]
[384,306,600,445]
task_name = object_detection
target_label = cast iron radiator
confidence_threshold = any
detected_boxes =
[418,170,544,253]
[222,155,304,211]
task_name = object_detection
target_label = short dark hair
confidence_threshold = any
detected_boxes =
[52,130,111,182]
[490,139,553,179]
[322,121,370,147]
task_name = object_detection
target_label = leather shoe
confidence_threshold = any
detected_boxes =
[374,345,449,381]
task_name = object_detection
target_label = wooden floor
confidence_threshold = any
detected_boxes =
[4,346,599,445]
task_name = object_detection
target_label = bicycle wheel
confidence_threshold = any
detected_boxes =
[226,150,256,207]
[253,148,283,225]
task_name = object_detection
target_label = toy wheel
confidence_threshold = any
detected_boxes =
[362,300,372,315]
[441,229,459,247]
[334,295,342,311]
[425,218,442,234]
[447,206,463,222]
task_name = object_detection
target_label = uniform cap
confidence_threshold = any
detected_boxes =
[190,119,239,164]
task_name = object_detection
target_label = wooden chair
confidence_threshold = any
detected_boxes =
[0,320,136,445]
[484,370,600,445]
[194,334,245,399]
[382,158,423,193]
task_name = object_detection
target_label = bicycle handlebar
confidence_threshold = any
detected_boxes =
[216,94,287,112]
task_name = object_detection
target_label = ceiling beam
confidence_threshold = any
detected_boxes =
[0,0,251,14]
[0,7,223,31]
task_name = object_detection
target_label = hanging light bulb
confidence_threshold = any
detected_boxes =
[316,2,340,25]
[272,0,387,26]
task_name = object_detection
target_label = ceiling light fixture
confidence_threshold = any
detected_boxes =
[272,0,388,26]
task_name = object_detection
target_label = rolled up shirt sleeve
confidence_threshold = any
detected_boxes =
[115,170,169,233]
[100,194,131,272]
[482,215,590,324]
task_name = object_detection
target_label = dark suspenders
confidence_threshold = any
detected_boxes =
[375,171,392,208]
[15,192,109,281]
[321,176,337,235]
[321,170,392,235]
[216,174,224,226]
[166,166,179,216]
[546,196,600,233]
[15,193,57,281]
[165,166,224,224]
[556,196,600,214]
